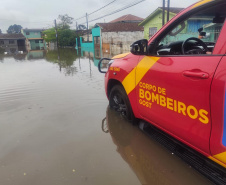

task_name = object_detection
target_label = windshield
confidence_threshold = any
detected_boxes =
[159,3,226,46]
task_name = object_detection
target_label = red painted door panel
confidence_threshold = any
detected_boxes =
[210,56,226,165]
[136,56,221,155]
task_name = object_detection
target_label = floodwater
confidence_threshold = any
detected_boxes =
[0,48,213,185]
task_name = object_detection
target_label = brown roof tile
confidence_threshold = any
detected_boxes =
[96,22,144,32]
[0,33,26,40]
[110,14,144,23]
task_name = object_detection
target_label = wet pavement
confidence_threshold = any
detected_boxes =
[0,49,213,185]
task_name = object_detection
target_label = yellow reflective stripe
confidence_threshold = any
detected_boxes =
[122,56,160,95]
[192,0,214,8]
[112,53,130,59]
[209,152,226,168]
[122,68,136,95]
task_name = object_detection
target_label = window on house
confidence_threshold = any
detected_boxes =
[9,40,15,44]
[0,41,4,45]
[40,40,43,43]
[35,40,39,43]
[149,27,157,38]
[26,32,30,35]
[94,37,100,44]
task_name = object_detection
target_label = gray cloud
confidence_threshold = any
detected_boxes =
[0,0,198,32]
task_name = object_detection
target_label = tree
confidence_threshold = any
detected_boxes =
[42,28,57,43]
[42,28,78,47]
[58,14,74,29]
[58,29,77,46]
[7,24,22,34]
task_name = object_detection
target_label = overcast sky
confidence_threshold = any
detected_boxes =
[0,0,198,33]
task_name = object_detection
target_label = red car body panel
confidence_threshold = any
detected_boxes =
[103,0,226,168]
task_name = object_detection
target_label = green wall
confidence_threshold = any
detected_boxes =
[76,26,101,50]
[92,26,101,37]
[22,29,46,50]
[30,40,45,50]
[142,11,177,40]
[22,30,42,39]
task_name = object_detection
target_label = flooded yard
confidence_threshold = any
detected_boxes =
[0,49,213,185]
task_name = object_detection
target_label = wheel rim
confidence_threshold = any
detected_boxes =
[112,93,127,116]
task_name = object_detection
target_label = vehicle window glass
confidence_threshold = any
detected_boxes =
[156,3,226,56]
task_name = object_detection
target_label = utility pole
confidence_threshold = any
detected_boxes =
[54,19,61,71]
[167,0,170,22]
[86,13,89,41]
[162,0,165,26]
[54,19,59,48]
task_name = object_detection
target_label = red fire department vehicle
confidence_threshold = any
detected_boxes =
[98,0,226,170]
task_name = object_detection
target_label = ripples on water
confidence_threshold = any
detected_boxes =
[0,49,213,185]
[0,49,106,114]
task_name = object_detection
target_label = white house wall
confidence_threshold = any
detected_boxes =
[101,31,144,51]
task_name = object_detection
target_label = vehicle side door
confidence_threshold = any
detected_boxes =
[209,21,226,166]
[136,5,226,155]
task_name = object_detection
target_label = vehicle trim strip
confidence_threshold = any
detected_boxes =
[223,91,226,147]
[112,53,130,59]
[122,56,160,95]
[192,0,214,8]
[209,152,226,168]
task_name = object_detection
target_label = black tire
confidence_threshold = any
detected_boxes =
[109,85,136,123]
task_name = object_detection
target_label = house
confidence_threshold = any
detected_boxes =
[21,29,46,51]
[0,33,26,54]
[139,7,184,39]
[95,22,144,51]
[76,14,144,52]
[139,7,213,40]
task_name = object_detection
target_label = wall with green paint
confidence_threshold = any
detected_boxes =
[22,30,42,39]
[22,29,46,50]
[142,11,177,40]
[77,26,101,49]
[92,26,101,37]
[30,40,45,50]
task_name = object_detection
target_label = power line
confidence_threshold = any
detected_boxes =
[80,0,145,24]
[91,0,137,17]
[74,15,86,22]
[89,0,116,15]
[74,0,116,21]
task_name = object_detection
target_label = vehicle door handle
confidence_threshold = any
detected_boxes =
[183,70,209,79]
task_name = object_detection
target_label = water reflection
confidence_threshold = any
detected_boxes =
[26,50,46,60]
[46,48,79,76]
[0,47,124,76]
[103,107,213,185]
[0,53,27,61]
[79,46,123,67]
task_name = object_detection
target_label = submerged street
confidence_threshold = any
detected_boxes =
[0,49,213,185]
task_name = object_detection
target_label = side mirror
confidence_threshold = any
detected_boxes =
[130,39,148,55]
[98,58,112,73]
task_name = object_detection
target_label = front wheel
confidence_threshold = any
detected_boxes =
[109,85,135,123]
